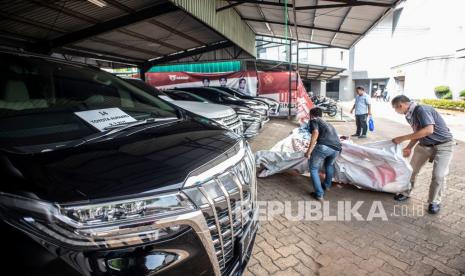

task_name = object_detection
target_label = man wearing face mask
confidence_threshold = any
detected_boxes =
[391,95,454,214]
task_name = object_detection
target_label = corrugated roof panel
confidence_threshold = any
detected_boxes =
[122,21,202,51]
[348,6,386,20]
[14,7,92,34]
[249,22,272,35]
[314,12,347,30]
[238,0,398,48]
[117,0,161,11]
[234,4,260,18]
[259,7,287,22]
[125,21,173,41]
[97,31,173,55]
[0,20,56,41]
[73,40,152,60]
[60,1,122,22]
[0,1,36,14]
[295,11,314,25]
[171,0,256,57]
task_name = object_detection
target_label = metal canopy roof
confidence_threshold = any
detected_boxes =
[0,0,253,69]
[247,59,345,80]
[219,0,399,49]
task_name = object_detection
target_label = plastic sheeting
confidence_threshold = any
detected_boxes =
[255,128,412,194]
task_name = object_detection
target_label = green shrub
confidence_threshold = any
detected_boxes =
[421,99,465,111]
[460,90,465,97]
[442,91,453,99]
[434,86,451,99]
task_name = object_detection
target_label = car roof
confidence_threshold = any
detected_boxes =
[0,47,100,71]
[182,87,233,97]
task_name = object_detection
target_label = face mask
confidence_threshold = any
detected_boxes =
[405,102,417,125]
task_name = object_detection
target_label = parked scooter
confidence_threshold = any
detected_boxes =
[311,96,338,117]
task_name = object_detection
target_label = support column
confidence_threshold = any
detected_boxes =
[139,66,147,81]
[338,47,355,101]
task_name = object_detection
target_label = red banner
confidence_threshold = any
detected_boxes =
[144,70,312,120]
[146,71,258,96]
[257,72,313,121]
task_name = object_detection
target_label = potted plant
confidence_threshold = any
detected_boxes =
[460,90,465,101]
[434,86,452,99]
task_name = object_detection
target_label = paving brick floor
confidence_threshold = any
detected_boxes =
[245,118,465,276]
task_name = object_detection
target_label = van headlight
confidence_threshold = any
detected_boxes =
[0,192,195,249]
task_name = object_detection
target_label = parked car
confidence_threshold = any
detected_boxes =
[178,87,270,123]
[123,78,243,136]
[166,89,263,138]
[0,50,258,276]
[213,86,281,116]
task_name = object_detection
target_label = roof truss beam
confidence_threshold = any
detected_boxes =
[35,2,178,52]
[143,40,234,69]
[244,18,362,36]
[56,47,145,66]
[216,0,392,11]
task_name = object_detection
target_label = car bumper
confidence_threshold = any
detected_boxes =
[2,210,259,276]
[242,121,261,138]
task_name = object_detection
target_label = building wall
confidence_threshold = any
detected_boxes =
[394,56,465,99]
[310,80,326,97]
[351,0,465,100]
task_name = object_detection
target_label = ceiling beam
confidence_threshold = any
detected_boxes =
[295,1,392,10]
[143,40,234,69]
[30,0,99,24]
[147,19,206,46]
[213,0,392,10]
[317,0,394,7]
[218,0,293,8]
[216,2,244,12]
[330,6,352,45]
[103,0,135,13]
[351,0,401,46]
[91,37,163,57]
[34,2,178,51]
[117,29,183,51]
[244,18,361,36]
[0,10,67,34]
[257,34,345,49]
[55,47,145,66]
[103,0,184,51]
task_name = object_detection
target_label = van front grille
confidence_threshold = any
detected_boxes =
[184,161,254,274]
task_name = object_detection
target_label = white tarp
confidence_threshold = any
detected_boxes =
[255,128,412,194]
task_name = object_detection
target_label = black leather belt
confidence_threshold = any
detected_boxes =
[422,140,452,147]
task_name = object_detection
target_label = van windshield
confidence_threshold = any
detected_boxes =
[0,53,178,147]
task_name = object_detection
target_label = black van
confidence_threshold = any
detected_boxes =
[0,50,258,276]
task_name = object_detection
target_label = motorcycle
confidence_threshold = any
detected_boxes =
[311,96,338,117]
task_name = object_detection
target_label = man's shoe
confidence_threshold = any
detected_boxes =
[359,135,367,138]
[351,134,359,137]
[310,192,324,201]
[428,203,440,214]
[393,194,410,201]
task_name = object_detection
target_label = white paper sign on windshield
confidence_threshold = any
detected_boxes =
[75,108,137,132]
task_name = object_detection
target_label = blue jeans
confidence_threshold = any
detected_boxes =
[308,144,340,198]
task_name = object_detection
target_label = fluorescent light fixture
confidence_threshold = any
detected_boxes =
[88,0,107,7]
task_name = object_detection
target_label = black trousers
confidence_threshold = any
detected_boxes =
[355,114,368,136]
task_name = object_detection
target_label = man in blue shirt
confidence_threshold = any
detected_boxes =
[350,87,372,138]
[391,95,454,214]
